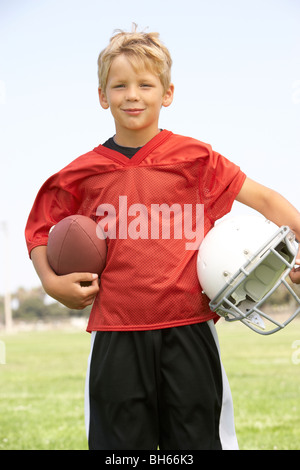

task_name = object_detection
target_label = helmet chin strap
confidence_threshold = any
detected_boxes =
[245,312,265,330]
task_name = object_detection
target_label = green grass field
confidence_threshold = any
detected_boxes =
[0,320,300,450]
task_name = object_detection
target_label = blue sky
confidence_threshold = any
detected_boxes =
[0,0,299,294]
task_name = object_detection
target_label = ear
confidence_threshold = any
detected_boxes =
[98,88,110,109]
[162,83,174,108]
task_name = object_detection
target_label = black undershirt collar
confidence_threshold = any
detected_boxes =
[102,137,141,159]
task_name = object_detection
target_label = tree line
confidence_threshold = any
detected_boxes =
[0,281,299,326]
[0,286,91,324]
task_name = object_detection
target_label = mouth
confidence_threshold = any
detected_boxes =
[122,108,145,115]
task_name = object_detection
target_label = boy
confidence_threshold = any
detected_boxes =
[25,27,300,450]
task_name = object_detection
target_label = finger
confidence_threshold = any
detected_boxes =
[79,281,99,302]
[290,266,300,284]
[81,299,95,308]
[71,294,96,309]
[68,272,99,288]
[83,279,100,294]
[71,272,99,282]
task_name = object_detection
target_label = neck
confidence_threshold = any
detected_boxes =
[114,126,161,148]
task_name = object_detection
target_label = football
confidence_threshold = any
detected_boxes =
[47,215,107,276]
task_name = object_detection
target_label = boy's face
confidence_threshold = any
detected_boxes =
[99,54,174,146]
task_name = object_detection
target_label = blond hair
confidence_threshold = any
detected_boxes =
[97,24,172,93]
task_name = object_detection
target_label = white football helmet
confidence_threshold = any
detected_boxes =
[197,215,300,335]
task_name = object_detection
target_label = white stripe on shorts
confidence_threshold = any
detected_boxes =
[207,320,239,450]
[84,331,96,441]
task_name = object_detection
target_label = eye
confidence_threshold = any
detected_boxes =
[140,83,152,88]
[114,84,125,89]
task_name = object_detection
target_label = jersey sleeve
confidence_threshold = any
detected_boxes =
[25,170,82,257]
[198,148,246,224]
[25,148,117,257]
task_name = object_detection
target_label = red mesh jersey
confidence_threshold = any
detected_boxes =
[25,130,246,331]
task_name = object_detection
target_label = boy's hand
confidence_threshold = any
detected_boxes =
[30,246,100,309]
[44,272,100,309]
[289,246,300,285]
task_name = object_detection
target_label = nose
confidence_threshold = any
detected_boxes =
[125,85,139,101]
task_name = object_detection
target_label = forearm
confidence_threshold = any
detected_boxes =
[30,245,99,309]
[258,190,300,241]
[236,178,300,241]
[31,246,57,290]
[30,245,72,302]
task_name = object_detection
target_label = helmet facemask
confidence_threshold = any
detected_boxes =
[198,217,300,335]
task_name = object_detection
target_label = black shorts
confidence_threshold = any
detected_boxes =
[85,321,238,450]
